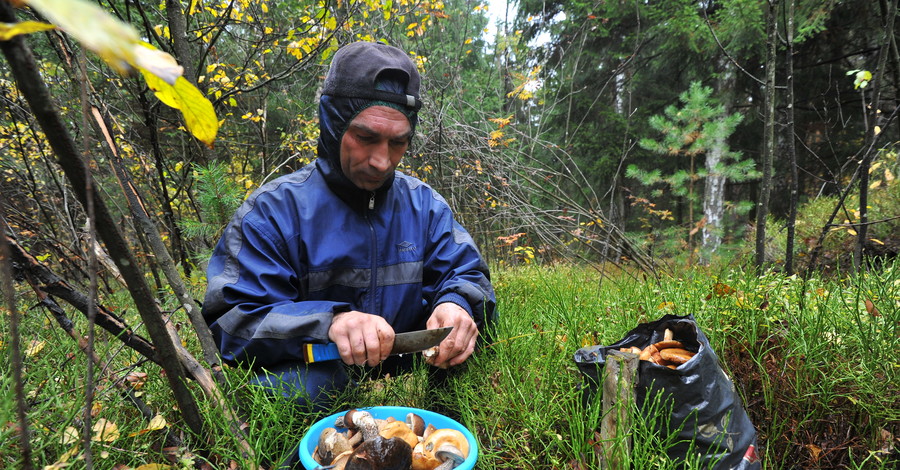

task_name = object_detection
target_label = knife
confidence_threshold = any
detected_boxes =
[302,326,453,363]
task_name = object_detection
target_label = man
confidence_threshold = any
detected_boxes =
[202,41,496,407]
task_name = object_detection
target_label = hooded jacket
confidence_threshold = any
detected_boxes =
[203,41,495,368]
[202,156,496,367]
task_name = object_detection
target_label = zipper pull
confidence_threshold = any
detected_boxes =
[368,192,375,210]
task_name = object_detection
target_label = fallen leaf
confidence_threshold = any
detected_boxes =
[805,443,822,462]
[124,371,148,390]
[713,282,736,297]
[91,418,119,443]
[25,340,45,357]
[91,402,103,418]
[61,426,79,445]
[147,414,167,431]
[865,299,880,317]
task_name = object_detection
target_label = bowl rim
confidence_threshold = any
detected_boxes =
[298,405,478,469]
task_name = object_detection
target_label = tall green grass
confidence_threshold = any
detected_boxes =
[1,262,898,468]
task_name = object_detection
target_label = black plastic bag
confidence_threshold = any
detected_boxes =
[574,314,760,469]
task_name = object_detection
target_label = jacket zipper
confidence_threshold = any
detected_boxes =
[366,191,377,314]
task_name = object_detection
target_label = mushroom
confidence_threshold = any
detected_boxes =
[330,450,353,470]
[316,427,352,465]
[406,413,426,437]
[422,423,437,440]
[379,420,419,449]
[343,409,381,442]
[345,435,412,470]
[411,441,439,470]
[420,428,469,470]
[434,441,467,469]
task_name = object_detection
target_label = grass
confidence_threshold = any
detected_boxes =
[2,261,899,469]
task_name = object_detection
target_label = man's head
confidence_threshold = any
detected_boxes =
[318,41,421,192]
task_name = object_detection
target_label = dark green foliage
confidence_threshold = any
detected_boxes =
[178,161,244,254]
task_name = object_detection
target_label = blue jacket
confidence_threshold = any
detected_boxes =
[202,158,496,367]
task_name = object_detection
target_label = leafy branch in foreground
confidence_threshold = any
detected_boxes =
[3,0,218,147]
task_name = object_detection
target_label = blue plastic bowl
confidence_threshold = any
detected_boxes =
[298,406,478,470]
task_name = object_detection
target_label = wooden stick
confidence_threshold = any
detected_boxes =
[600,350,638,470]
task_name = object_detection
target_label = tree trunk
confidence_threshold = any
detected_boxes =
[855,0,896,271]
[755,0,779,268]
[784,0,799,275]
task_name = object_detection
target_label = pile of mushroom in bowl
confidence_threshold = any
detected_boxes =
[298,406,478,470]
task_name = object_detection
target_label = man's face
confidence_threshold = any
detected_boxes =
[340,105,412,191]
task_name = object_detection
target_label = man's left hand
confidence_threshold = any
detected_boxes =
[425,303,478,369]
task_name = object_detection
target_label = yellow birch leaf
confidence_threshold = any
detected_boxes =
[26,0,141,74]
[133,42,183,85]
[25,340,45,357]
[847,228,858,236]
[91,418,120,443]
[147,414,167,431]
[885,169,895,181]
[61,426,79,445]
[0,21,56,40]
[140,71,219,147]
[870,180,881,189]
[135,464,172,470]
[874,125,881,135]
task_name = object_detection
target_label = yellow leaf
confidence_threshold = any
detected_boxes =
[91,418,120,443]
[61,426,79,445]
[869,180,881,189]
[874,125,881,135]
[871,238,884,245]
[140,72,219,147]
[25,340,45,357]
[847,228,857,236]
[133,42,183,85]
[0,21,56,40]
[135,464,172,470]
[148,414,167,431]
[27,0,141,75]
[885,169,895,182]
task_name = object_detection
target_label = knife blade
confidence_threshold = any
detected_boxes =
[302,326,453,363]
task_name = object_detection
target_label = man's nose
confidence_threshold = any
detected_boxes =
[369,142,392,172]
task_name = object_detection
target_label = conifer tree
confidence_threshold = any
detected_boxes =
[629,82,759,263]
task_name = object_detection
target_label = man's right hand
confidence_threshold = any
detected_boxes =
[328,311,395,366]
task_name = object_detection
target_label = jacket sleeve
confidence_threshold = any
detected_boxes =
[202,214,349,367]
[422,200,497,330]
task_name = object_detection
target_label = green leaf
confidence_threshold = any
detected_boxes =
[0,21,56,40]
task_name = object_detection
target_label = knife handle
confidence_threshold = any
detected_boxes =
[302,343,341,363]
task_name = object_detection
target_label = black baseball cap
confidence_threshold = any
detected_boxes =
[321,41,422,111]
